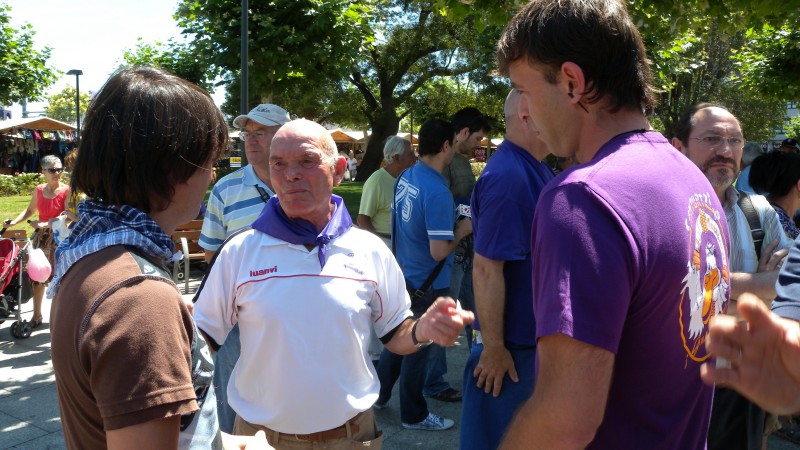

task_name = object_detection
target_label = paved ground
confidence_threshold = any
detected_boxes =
[1,271,798,449]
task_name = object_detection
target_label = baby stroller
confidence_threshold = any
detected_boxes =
[0,229,34,339]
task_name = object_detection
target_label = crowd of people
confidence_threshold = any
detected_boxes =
[20,0,800,449]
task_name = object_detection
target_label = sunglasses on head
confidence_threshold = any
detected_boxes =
[45,168,63,174]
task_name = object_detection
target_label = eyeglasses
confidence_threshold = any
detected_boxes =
[240,130,269,140]
[44,168,63,174]
[692,135,744,150]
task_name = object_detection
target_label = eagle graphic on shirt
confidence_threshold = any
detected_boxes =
[679,193,730,362]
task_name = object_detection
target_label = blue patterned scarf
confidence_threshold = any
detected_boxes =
[251,194,352,268]
[47,200,175,296]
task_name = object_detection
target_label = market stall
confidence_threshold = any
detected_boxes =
[0,117,78,174]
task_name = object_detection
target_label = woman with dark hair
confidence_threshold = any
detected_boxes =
[48,66,266,450]
[749,151,800,240]
[4,154,69,328]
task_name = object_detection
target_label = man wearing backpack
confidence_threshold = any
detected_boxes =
[672,103,792,450]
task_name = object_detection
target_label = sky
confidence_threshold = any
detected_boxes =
[4,0,225,119]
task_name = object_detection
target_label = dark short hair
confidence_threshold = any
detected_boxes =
[417,119,454,157]
[496,0,657,115]
[72,66,228,212]
[672,103,730,146]
[749,151,800,198]
[452,107,491,135]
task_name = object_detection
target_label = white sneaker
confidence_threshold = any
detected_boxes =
[401,412,454,431]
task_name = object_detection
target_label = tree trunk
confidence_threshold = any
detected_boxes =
[357,109,400,181]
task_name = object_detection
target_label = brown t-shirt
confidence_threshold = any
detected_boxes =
[50,246,198,449]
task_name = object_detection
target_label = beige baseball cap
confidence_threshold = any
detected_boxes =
[233,104,291,129]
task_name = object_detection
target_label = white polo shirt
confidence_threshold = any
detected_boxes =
[193,226,411,434]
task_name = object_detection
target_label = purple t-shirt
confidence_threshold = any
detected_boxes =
[532,131,729,449]
[471,140,554,346]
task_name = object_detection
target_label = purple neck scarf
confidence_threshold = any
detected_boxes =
[252,194,352,268]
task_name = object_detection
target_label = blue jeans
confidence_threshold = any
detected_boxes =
[422,257,473,397]
[460,342,536,450]
[423,343,451,397]
[376,287,447,423]
[212,324,240,434]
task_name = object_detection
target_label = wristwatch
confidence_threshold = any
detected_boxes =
[411,320,434,348]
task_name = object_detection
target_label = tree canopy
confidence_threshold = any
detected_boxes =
[45,86,90,124]
[121,38,217,92]
[175,0,374,114]
[0,3,58,105]
[156,0,800,179]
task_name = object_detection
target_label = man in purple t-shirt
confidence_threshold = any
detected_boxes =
[496,0,730,448]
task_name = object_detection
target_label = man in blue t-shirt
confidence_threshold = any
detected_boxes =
[374,118,473,431]
[460,90,554,449]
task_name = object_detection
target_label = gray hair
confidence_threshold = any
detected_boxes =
[383,136,412,164]
[742,142,763,165]
[40,155,62,169]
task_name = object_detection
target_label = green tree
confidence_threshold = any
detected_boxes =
[651,23,787,140]
[343,3,503,179]
[45,86,90,123]
[170,0,800,179]
[175,0,374,110]
[785,114,800,141]
[0,3,58,105]
[121,38,217,92]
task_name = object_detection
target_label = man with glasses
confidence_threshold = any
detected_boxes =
[198,103,290,433]
[672,103,791,450]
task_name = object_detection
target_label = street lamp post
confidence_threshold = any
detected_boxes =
[66,69,83,138]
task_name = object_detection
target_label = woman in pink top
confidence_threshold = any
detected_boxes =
[4,155,69,328]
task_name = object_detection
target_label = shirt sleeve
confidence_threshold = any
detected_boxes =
[199,185,226,251]
[773,236,800,321]
[83,279,198,430]
[371,245,413,338]
[193,243,239,346]
[472,176,534,262]
[424,190,455,241]
[532,183,637,354]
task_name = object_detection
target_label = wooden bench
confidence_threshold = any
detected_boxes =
[171,220,205,293]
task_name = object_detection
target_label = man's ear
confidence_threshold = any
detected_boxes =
[332,156,346,186]
[671,137,687,154]
[561,62,586,106]
[456,127,470,144]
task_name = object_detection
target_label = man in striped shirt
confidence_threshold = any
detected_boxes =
[198,103,290,434]
[199,104,291,261]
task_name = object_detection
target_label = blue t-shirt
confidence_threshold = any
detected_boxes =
[532,131,729,449]
[393,161,456,290]
[471,140,554,346]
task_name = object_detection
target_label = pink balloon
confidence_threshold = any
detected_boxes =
[27,247,52,283]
